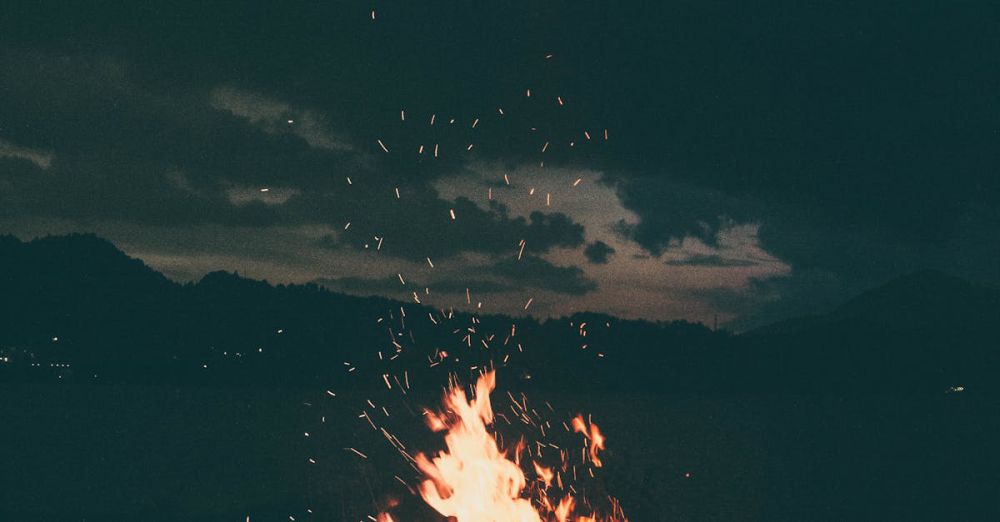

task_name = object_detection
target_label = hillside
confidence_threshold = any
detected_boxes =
[2,234,997,393]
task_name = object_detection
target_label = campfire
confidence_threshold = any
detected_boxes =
[379,370,627,522]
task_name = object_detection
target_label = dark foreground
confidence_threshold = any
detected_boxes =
[1,383,997,521]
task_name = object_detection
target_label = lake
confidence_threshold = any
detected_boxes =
[1,383,996,521]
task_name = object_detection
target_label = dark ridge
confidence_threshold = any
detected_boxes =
[1,234,997,393]
[749,269,1000,336]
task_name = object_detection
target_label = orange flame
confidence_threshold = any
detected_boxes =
[390,371,625,522]
[414,371,542,521]
[554,496,575,522]
[572,415,606,468]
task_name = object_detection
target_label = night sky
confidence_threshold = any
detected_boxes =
[1,2,997,328]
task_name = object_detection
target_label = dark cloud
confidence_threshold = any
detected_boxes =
[591,4,998,288]
[423,279,513,295]
[312,276,406,296]
[0,50,587,264]
[313,276,511,297]
[610,178,754,254]
[0,2,996,324]
[490,256,596,295]
[0,51,348,227]
[583,241,615,264]
[315,255,597,298]
[316,196,585,261]
[666,254,757,268]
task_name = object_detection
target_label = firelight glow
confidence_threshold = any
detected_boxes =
[382,371,626,522]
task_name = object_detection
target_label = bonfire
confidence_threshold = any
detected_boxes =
[380,371,626,522]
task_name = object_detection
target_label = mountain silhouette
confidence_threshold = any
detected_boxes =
[1,234,997,393]
[739,270,1000,391]
[750,269,1000,336]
